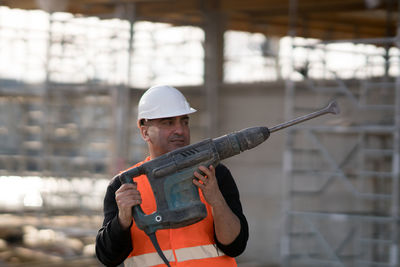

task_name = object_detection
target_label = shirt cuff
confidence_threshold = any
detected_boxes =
[110,216,133,242]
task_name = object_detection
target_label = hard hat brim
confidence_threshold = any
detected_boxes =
[137,107,196,128]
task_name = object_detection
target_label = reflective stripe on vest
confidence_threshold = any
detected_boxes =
[175,244,225,262]
[124,249,174,267]
[124,244,225,267]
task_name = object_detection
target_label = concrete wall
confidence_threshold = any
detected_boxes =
[218,84,287,265]
[170,84,286,265]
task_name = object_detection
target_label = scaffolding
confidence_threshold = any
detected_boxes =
[281,1,400,266]
[0,6,210,213]
[0,10,132,212]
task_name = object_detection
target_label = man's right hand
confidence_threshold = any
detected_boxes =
[115,183,142,230]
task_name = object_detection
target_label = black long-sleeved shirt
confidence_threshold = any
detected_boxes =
[95,163,248,266]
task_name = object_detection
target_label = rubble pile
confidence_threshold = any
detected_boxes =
[0,213,102,266]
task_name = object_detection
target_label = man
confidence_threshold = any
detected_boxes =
[96,85,248,266]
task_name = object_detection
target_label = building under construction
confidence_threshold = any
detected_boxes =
[0,0,399,266]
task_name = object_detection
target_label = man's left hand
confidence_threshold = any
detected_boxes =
[193,165,224,207]
[193,165,241,244]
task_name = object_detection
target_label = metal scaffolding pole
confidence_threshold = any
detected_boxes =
[389,3,400,265]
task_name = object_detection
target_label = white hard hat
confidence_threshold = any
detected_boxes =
[137,85,196,122]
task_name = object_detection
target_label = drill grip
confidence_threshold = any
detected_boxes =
[119,171,164,234]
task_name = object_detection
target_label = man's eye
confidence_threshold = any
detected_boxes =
[162,120,173,126]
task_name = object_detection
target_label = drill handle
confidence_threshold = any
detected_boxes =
[119,165,144,183]
[119,170,162,234]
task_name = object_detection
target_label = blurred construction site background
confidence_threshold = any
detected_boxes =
[0,0,399,266]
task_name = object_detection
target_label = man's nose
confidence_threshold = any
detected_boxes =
[173,122,185,134]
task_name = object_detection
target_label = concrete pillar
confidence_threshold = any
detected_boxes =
[203,2,224,138]
[111,4,135,174]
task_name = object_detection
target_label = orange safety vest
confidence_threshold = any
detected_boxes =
[123,157,237,267]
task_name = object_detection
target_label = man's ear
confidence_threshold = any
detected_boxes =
[140,125,151,142]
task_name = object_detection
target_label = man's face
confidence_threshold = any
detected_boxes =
[141,115,190,158]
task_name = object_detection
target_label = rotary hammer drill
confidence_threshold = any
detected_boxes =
[119,100,339,266]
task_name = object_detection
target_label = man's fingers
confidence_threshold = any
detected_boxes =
[194,171,207,185]
[193,178,206,189]
[118,198,142,206]
[208,165,215,172]
[194,165,216,185]
[116,190,141,201]
[116,195,142,208]
[197,165,211,177]
[116,182,142,209]
[117,183,137,192]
